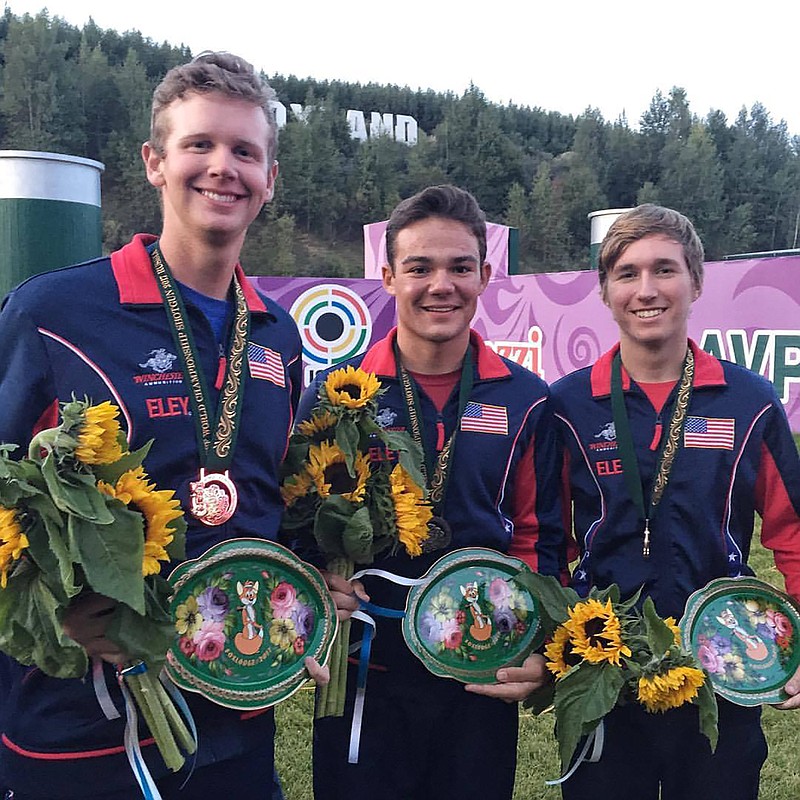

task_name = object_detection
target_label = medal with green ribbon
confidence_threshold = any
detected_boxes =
[396,342,475,553]
[150,245,248,526]
[610,346,694,557]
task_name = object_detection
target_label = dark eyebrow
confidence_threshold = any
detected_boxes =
[399,254,479,266]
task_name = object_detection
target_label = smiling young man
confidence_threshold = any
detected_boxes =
[298,185,568,800]
[551,204,800,800]
[0,52,355,800]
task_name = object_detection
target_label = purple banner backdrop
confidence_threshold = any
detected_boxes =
[253,256,800,430]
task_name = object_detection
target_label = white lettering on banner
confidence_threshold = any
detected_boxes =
[269,101,419,145]
[485,327,544,379]
[700,329,800,403]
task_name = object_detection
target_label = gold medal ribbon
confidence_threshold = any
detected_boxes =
[150,245,249,473]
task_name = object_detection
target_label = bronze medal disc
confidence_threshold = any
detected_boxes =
[190,469,238,526]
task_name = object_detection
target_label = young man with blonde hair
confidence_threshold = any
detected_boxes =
[0,51,354,799]
[552,204,800,799]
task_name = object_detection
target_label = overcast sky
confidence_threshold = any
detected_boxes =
[6,0,800,137]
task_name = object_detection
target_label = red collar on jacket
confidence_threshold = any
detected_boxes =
[361,327,511,380]
[110,233,267,313]
[590,339,726,398]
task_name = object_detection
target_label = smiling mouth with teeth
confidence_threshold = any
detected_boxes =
[635,309,664,318]
[200,190,239,203]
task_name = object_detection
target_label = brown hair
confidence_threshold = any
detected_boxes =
[385,185,487,269]
[598,204,704,293]
[149,51,278,162]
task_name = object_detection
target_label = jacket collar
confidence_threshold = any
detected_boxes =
[110,234,267,313]
[590,339,726,398]
[361,328,511,380]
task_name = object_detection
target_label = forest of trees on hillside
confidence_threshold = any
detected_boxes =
[2,9,799,276]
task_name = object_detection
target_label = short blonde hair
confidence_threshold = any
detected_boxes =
[598,204,704,292]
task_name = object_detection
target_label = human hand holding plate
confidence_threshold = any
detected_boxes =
[464,652,550,702]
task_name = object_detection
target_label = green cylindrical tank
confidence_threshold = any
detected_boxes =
[0,150,104,298]
[588,208,630,270]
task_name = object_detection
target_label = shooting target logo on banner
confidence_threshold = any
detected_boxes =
[289,285,372,383]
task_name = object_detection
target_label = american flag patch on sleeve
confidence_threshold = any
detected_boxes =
[683,416,735,449]
[248,343,285,387]
[460,402,508,435]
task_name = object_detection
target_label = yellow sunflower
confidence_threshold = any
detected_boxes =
[306,441,370,503]
[297,411,338,442]
[323,367,381,409]
[544,624,583,678]
[664,616,683,647]
[0,507,28,589]
[637,665,706,713]
[389,464,431,557]
[566,598,632,666]
[281,471,314,507]
[74,401,124,465]
[98,466,183,576]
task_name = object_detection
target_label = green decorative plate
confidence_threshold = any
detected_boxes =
[165,538,337,710]
[680,577,800,706]
[402,547,543,683]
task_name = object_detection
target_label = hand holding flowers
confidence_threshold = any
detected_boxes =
[280,366,432,717]
[515,572,718,772]
[0,399,194,772]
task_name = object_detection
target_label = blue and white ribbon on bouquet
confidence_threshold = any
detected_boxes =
[92,657,197,800]
[346,568,430,764]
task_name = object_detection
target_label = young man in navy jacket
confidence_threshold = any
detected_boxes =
[0,51,354,799]
[551,204,800,800]
[302,185,568,800]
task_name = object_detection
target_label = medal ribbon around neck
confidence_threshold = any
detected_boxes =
[610,346,694,558]
[395,340,474,513]
[150,244,248,473]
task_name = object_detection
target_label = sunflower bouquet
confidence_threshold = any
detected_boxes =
[280,366,432,717]
[515,572,718,773]
[0,399,195,772]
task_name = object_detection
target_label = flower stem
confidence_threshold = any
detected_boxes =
[154,674,196,755]
[315,557,354,719]
[125,665,185,772]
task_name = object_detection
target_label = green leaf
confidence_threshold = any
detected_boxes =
[642,596,675,658]
[92,440,153,485]
[381,431,426,488]
[105,603,172,667]
[23,515,77,604]
[553,662,625,768]
[335,417,360,472]
[41,454,114,523]
[695,674,719,752]
[514,571,579,629]
[313,495,355,558]
[69,502,145,614]
[341,505,374,563]
[0,568,87,678]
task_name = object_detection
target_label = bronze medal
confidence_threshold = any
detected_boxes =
[190,469,238,526]
[421,516,452,553]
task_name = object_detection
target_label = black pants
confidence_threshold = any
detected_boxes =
[313,665,518,800]
[560,699,767,800]
[3,751,283,800]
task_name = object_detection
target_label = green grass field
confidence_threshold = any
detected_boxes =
[275,534,800,799]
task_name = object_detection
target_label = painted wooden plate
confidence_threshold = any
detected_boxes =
[402,547,543,683]
[680,577,800,706]
[165,538,337,709]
